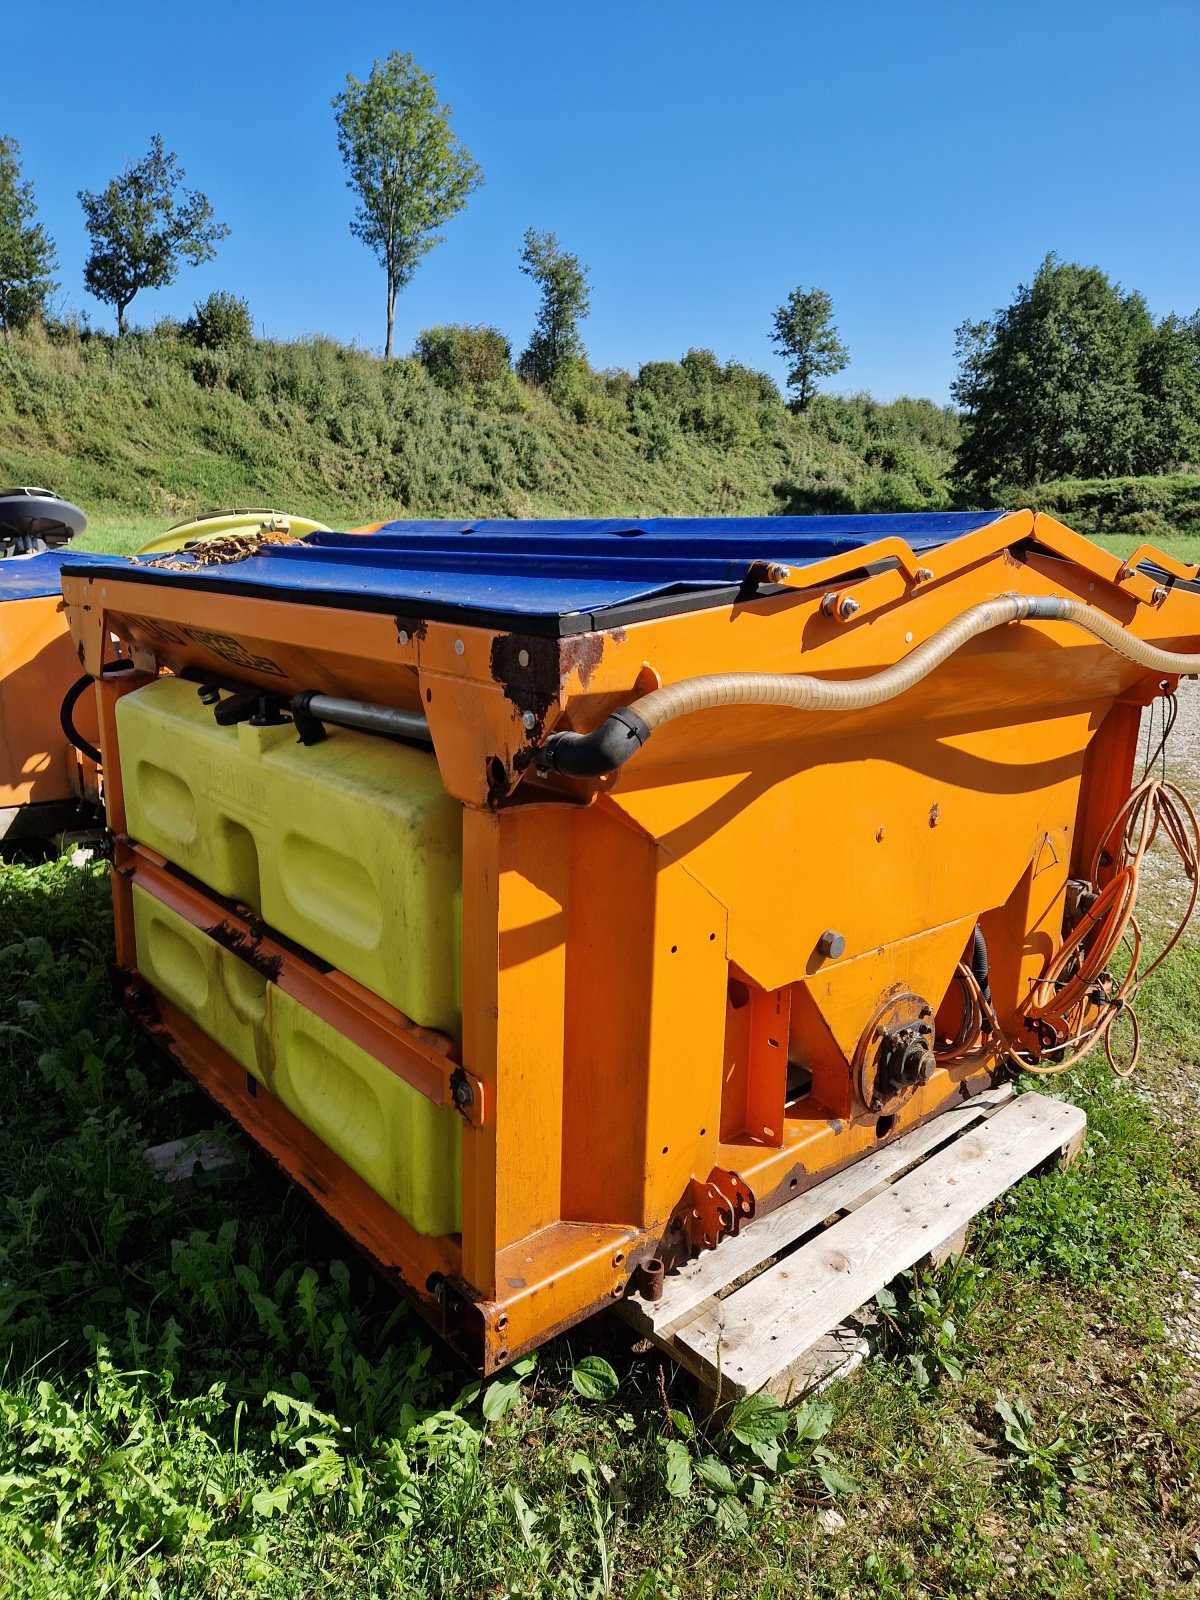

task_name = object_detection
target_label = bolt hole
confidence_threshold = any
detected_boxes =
[662,1145,669,1155]
[788,1177,798,1189]
[496,1312,508,1330]
[709,932,716,941]
[425,688,432,703]
[425,1272,444,1294]
[612,1251,624,1267]
[670,944,678,954]
[876,1114,896,1140]
[489,756,506,788]
[699,1127,706,1137]
[767,1037,779,1048]
[497,1347,508,1362]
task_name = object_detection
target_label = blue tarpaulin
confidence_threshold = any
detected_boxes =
[60,513,1011,634]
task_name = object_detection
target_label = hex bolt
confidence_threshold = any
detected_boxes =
[1152,586,1168,605]
[818,928,847,959]
[915,567,934,582]
[452,1075,474,1109]
[821,591,839,616]
[838,595,861,620]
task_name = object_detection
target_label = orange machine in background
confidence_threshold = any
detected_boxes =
[59,511,1200,1370]
[0,490,100,841]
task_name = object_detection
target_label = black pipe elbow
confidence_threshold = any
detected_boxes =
[540,707,651,778]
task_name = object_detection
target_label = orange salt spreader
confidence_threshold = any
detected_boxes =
[58,510,1200,1370]
[0,489,102,842]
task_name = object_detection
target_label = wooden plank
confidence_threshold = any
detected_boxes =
[143,1131,244,1194]
[622,1085,1012,1337]
[677,1092,1085,1398]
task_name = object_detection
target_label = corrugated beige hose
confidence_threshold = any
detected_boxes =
[540,592,1200,777]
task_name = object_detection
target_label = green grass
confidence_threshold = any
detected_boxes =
[2,854,1199,1597]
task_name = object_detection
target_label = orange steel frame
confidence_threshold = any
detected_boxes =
[1,591,99,829]
[61,512,1200,1370]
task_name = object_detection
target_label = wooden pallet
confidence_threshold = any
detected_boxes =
[620,1087,1086,1406]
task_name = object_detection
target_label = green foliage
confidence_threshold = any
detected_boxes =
[1031,472,1200,542]
[0,135,57,333]
[771,284,850,409]
[631,348,784,452]
[876,1254,990,1387]
[518,227,591,388]
[333,53,483,358]
[951,254,1197,496]
[571,1356,620,1402]
[415,323,512,397]
[184,289,254,350]
[982,1062,1197,1302]
[992,1393,1089,1515]
[77,134,229,335]
[1135,312,1200,471]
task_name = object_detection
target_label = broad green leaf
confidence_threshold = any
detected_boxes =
[571,1355,620,1402]
[664,1439,692,1498]
[695,1456,737,1495]
[714,1494,749,1536]
[482,1377,523,1422]
[729,1391,790,1445]
[792,1399,834,1443]
[251,1484,292,1517]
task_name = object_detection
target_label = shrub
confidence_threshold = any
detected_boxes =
[415,324,511,395]
[185,291,253,350]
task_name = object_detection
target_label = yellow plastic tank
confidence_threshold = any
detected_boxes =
[117,676,462,1036]
[131,885,461,1235]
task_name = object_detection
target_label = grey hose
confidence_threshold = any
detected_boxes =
[540,592,1200,778]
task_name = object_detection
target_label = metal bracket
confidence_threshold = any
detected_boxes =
[449,1066,487,1127]
[684,1166,755,1252]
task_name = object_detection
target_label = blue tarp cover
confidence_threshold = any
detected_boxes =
[59,513,1010,631]
[0,549,123,602]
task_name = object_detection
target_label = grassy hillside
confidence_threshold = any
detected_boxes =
[0,324,959,553]
[4,324,1200,561]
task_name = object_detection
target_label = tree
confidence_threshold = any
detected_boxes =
[1135,311,1200,473]
[517,228,590,387]
[952,255,1154,495]
[78,135,228,334]
[0,136,57,334]
[333,52,482,360]
[771,286,849,409]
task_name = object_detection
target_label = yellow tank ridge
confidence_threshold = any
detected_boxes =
[117,676,462,1036]
[132,885,461,1236]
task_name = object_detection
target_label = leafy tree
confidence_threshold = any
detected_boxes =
[333,52,483,360]
[1135,311,1200,472]
[517,228,590,388]
[771,286,849,409]
[78,135,229,334]
[0,135,57,334]
[952,255,1154,495]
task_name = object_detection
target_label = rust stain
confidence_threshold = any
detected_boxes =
[393,614,428,643]
[204,919,283,981]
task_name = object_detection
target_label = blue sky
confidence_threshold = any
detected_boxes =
[7,1,1198,402]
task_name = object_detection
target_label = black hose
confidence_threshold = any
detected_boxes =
[538,706,650,777]
[59,675,101,765]
[971,923,994,1036]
